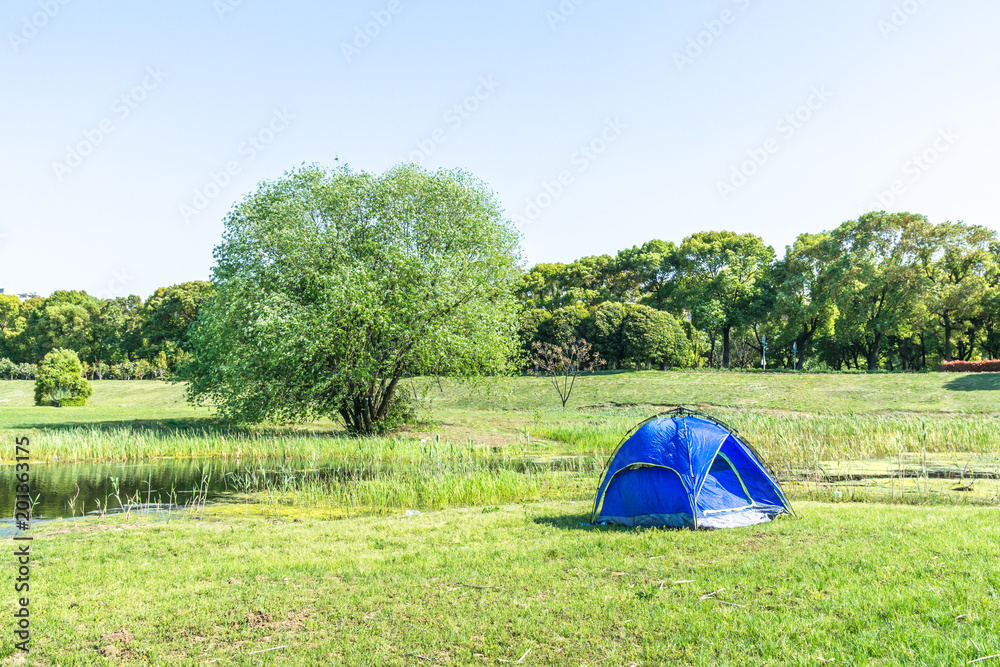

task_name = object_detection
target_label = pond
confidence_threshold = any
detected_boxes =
[0,452,603,534]
[0,458,324,532]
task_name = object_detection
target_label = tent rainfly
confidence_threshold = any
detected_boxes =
[591,408,792,529]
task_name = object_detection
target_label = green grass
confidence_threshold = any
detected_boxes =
[2,373,999,663]
[423,370,1000,414]
[2,369,1000,434]
[9,500,999,665]
[0,380,204,428]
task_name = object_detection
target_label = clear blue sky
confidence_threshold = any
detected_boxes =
[3,0,997,298]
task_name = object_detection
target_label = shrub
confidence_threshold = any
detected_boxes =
[16,363,36,380]
[940,359,1000,373]
[109,361,137,380]
[34,348,93,407]
[0,357,15,380]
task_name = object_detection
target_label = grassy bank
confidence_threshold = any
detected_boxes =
[8,500,999,665]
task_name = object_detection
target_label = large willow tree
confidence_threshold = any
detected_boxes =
[184,163,522,433]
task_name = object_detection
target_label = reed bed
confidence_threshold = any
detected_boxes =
[532,411,1000,470]
[6,408,1000,520]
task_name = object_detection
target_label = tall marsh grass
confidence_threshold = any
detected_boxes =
[7,409,999,518]
[532,411,1000,471]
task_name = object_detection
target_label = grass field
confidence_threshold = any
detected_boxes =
[13,501,1000,665]
[2,372,999,664]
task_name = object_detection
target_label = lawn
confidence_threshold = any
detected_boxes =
[1,372,999,664]
[10,500,1000,665]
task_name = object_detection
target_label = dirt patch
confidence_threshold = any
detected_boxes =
[98,628,138,660]
[101,629,134,644]
[737,533,773,552]
[38,523,141,538]
[242,611,274,629]
[230,608,311,632]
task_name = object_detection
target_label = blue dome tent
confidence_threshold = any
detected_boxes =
[592,408,792,529]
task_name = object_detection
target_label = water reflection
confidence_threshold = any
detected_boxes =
[0,458,316,527]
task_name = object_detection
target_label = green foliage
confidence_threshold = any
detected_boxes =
[183,163,523,433]
[822,213,924,369]
[671,230,775,368]
[141,281,213,361]
[620,303,691,368]
[33,348,93,407]
[4,212,999,376]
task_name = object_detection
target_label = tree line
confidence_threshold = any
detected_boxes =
[0,281,211,378]
[516,212,1000,371]
[3,210,996,380]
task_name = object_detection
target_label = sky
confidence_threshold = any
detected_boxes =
[2,0,998,299]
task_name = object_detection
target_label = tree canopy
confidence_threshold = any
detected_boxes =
[182,163,523,433]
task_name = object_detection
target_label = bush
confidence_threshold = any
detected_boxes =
[34,349,93,407]
[109,361,137,380]
[940,359,1000,373]
[0,357,16,380]
[16,363,36,380]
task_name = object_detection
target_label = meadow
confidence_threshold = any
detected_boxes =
[1,371,999,664]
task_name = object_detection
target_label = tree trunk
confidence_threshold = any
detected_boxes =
[965,325,978,361]
[867,334,882,371]
[795,332,807,370]
[722,326,731,369]
[943,314,952,362]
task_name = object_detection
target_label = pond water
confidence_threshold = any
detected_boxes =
[0,458,322,532]
[0,453,600,533]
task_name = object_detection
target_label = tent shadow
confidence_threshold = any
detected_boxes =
[531,513,685,531]
[532,513,593,530]
[942,373,1000,392]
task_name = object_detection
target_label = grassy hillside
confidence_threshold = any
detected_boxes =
[0,380,203,429]
[2,370,1000,431]
[425,370,1000,414]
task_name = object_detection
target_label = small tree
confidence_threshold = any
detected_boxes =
[531,337,601,408]
[34,348,93,407]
